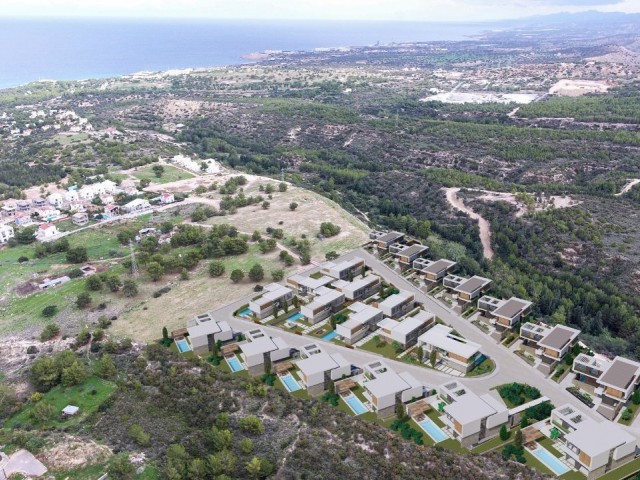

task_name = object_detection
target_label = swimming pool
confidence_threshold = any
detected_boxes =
[175,338,191,353]
[287,312,303,323]
[417,417,448,443]
[239,308,252,316]
[531,447,570,476]
[322,330,338,341]
[344,394,368,415]
[280,373,302,392]
[226,356,244,372]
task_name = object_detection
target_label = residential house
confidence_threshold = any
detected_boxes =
[286,273,334,296]
[438,381,508,449]
[443,275,492,307]
[377,290,415,318]
[13,213,33,227]
[296,344,351,395]
[65,190,79,203]
[377,309,435,349]
[47,193,64,208]
[332,273,380,301]
[478,296,532,334]
[32,197,46,208]
[0,224,14,243]
[321,257,365,280]
[186,312,233,355]
[78,186,96,201]
[16,200,30,212]
[121,199,151,214]
[104,204,120,218]
[391,243,429,270]
[72,212,89,226]
[370,230,405,252]
[240,328,291,375]
[418,324,483,373]
[1,203,16,218]
[413,258,457,289]
[100,180,118,193]
[335,302,383,345]
[160,192,175,204]
[551,404,637,479]
[520,322,580,375]
[362,361,423,419]
[301,286,345,324]
[36,223,59,240]
[248,283,294,320]
[100,194,115,205]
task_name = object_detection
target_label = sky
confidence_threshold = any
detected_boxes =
[1,0,639,22]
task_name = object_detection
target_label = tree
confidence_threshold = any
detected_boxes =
[245,457,263,479]
[108,453,135,480]
[632,389,640,405]
[61,360,87,387]
[208,449,237,477]
[271,269,284,281]
[248,264,264,282]
[180,267,189,280]
[105,275,122,292]
[520,416,529,429]
[289,201,298,211]
[261,201,270,210]
[42,305,58,318]
[240,415,265,435]
[429,349,437,367]
[129,424,150,446]
[86,275,103,291]
[279,182,287,192]
[66,246,88,263]
[395,402,405,420]
[264,184,275,194]
[14,226,36,244]
[499,425,510,441]
[122,280,138,297]
[239,438,254,455]
[30,357,59,391]
[209,426,234,451]
[209,261,225,277]
[319,222,341,237]
[514,429,523,449]
[147,261,164,281]
[152,164,165,178]
[230,269,244,283]
[76,292,92,309]
[96,354,116,379]
[31,400,54,423]
[325,251,339,260]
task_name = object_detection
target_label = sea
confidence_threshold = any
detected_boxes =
[0,18,493,89]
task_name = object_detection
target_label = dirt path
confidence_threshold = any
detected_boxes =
[616,178,640,196]
[444,188,495,261]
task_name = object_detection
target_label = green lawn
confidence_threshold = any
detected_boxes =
[8,376,117,429]
[599,457,640,480]
[52,463,160,480]
[523,450,555,477]
[538,437,563,458]
[470,434,512,454]
[132,164,194,184]
[618,404,640,426]
[359,337,402,359]
[467,358,495,377]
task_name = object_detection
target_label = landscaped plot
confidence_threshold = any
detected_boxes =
[416,416,449,443]
[132,164,194,184]
[531,446,570,476]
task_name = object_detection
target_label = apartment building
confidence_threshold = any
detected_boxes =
[377,310,435,349]
[321,257,365,280]
[332,273,380,301]
[240,328,291,376]
[362,361,423,419]
[377,290,415,318]
[286,273,334,296]
[248,283,294,320]
[71,212,89,226]
[478,295,532,333]
[296,344,351,396]
[1,204,16,218]
[418,324,483,373]
[413,258,457,289]
[335,303,383,345]
[438,381,508,449]
[0,224,15,243]
[520,322,580,375]
[301,286,345,324]
[186,312,233,355]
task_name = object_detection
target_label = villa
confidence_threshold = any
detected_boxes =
[248,283,294,320]
[16,200,30,212]
[13,213,33,227]
[239,328,291,376]
[0,224,15,243]
[121,199,151,214]
[370,230,405,252]
[377,290,415,318]
[413,258,457,289]
[520,322,580,375]
[362,361,424,419]
[417,324,483,373]
[377,309,435,349]
[335,302,383,345]
[301,286,345,324]
[72,212,89,226]
[438,381,508,449]
[160,192,175,204]
[442,275,492,307]
[296,344,351,395]
[36,223,59,240]
[332,273,381,301]
[287,273,334,296]
[186,312,233,355]
[551,404,637,479]
[1,203,16,218]
[47,193,64,208]
[321,257,365,280]
[478,295,532,334]
[65,190,80,203]
[389,243,429,270]
[32,197,46,208]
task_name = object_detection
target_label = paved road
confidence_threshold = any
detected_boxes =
[211,248,640,437]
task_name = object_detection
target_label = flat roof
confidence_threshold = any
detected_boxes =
[187,314,223,338]
[288,274,333,290]
[565,421,634,457]
[445,393,497,424]
[377,231,404,243]
[393,311,433,334]
[423,259,456,275]
[397,244,428,257]
[492,297,532,319]
[366,369,414,398]
[599,356,640,390]
[241,336,281,356]
[454,276,491,294]
[538,325,580,351]
[297,351,340,376]
[419,324,480,359]
[379,291,413,309]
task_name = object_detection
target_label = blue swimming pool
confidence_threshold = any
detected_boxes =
[531,447,570,476]
[344,394,368,415]
[417,418,448,443]
[239,308,252,316]
[175,338,191,353]
[287,312,303,323]
[280,373,302,392]
[226,356,244,372]
[322,330,338,341]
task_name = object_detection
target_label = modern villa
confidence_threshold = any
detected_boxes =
[370,230,405,252]
[286,273,334,296]
[300,286,345,324]
[377,309,435,349]
[389,243,429,270]
[377,290,415,318]
[335,302,383,345]
[438,381,508,449]
[186,312,233,355]
[551,404,637,479]
[413,258,457,289]
[332,273,381,301]
[418,324,483,373]
[443,275,492,306]
[520,322,581,375]
[362,361,424,419]
[248,283,294,320]
[478,295,533,334]
[239,328,291,375]
[296,344,351,396]
[0,224,15,243]
[320,257,365,280]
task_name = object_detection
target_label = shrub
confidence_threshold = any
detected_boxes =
[289,202,298,211]
[129,424,150,446]
[75,292,92,309]
[248,264,264,282]
[209,261,225,277]
[40,323,60,342]
[230,269,244,283]
[319,222,341,237]
[42,305,58,318]
[240,415,265,435]
[18,256,29,263]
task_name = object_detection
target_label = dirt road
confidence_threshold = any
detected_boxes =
[444,187,495,261]
[616,178,640,196]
